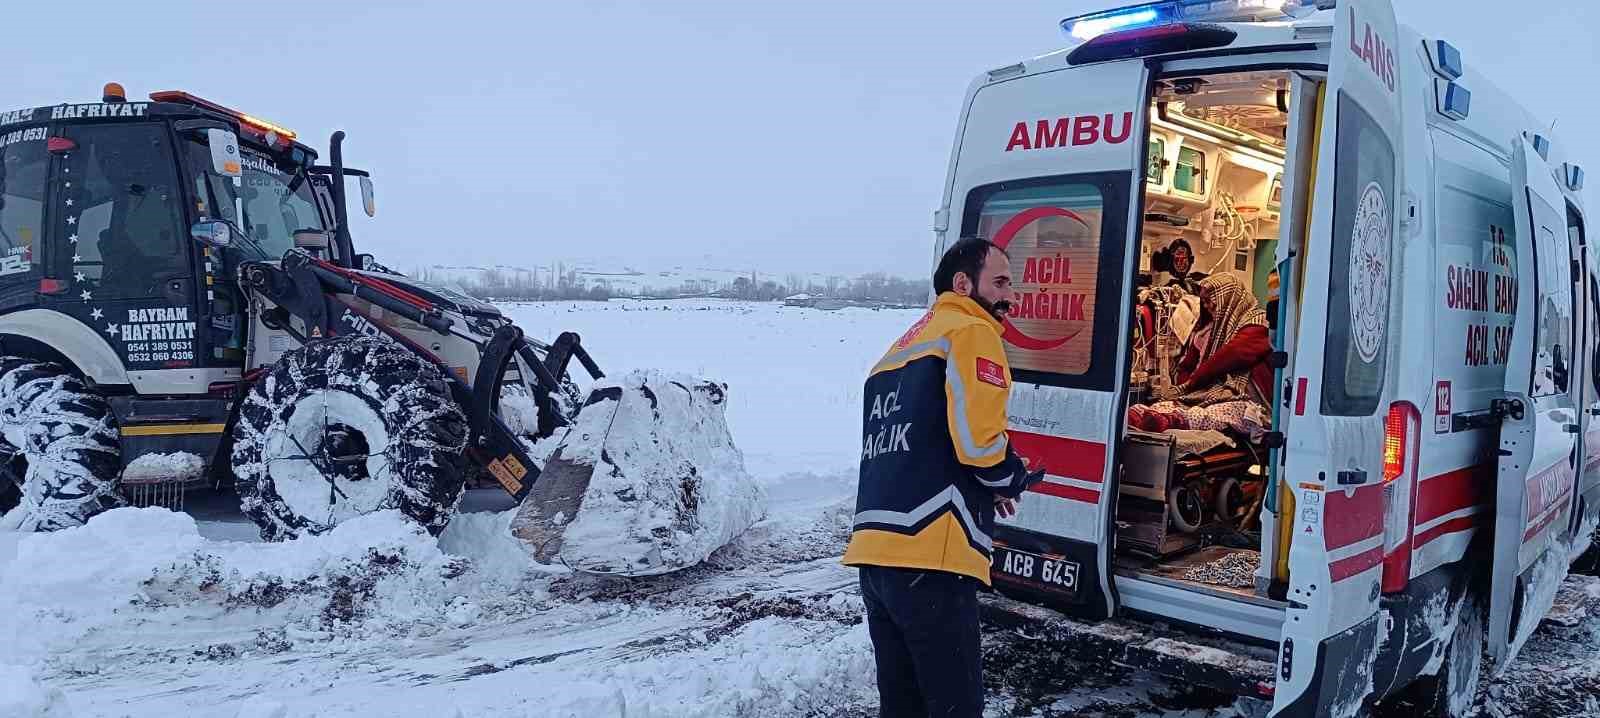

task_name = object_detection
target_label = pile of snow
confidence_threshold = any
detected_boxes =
[0,508,494,664]
[514,370,766,576]
[438,506,556,583]
[0,664,73,717]
[120,452,205,484]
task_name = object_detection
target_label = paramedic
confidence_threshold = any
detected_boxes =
[844,237,1045,717]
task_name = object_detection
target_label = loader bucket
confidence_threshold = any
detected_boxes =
[510,370,765,576]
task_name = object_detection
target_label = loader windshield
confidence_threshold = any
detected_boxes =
[185,137,323,261]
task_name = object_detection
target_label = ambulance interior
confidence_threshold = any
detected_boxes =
[1115,70,1302,603]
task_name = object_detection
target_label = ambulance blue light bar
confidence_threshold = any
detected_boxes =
[1063,0,1321,41]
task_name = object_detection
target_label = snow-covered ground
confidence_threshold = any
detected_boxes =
[1,300,1597,717]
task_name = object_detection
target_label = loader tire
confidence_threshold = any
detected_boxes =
[232,335,469,541]
[0,358,123,531]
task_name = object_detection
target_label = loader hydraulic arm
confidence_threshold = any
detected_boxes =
[239,250,454,340]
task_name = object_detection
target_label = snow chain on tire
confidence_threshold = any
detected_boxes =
[0,357,123,531]
[232,334,469,541]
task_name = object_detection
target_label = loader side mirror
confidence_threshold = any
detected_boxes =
[206,129,242,178]
[191,219,232,248]
[359,176,375,217]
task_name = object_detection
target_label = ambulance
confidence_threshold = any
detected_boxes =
[932,0,1600,714]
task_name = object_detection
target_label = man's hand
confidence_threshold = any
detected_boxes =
[995,496,1018,519]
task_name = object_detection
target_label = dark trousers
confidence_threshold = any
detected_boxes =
[858,565,983,718]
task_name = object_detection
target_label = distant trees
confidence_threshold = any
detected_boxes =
[414,265,930,306]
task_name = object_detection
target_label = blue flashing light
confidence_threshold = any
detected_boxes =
[1438,81,1471,121]
[1062,1,1312,41]
[1065,4,1169,41]
[1566,164,1585,192]
[1431,40,1464,80]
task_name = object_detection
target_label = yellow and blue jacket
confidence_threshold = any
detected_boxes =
[842,292,1033,585]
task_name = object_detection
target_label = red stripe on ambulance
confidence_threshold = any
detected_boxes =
[1030,480,1101,505]
[1522,461,1576,544]
[1008,430,1106,504]
[1414,465,1486,527]
[1414,516,1478,550]
[1329,546,1385,582]
[1323,483,1384,551]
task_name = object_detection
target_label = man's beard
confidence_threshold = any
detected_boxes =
[972,293,1012,321]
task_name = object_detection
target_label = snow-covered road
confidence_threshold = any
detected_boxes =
[2,300,1598,717]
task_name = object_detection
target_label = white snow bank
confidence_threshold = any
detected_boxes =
[538,618,876,717]
[516,370,765,576]
[0,508,475,662]
[438,507,556,582]
[121,452,205,484]
[0,664,73,717]
[230,697,286,718]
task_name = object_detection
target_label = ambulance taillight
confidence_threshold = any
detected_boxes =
[1381,401,1421,593]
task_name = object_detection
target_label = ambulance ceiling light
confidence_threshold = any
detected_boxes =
[1063,0,1321,41]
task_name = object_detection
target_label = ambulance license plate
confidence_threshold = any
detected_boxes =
[993,546,1079,595]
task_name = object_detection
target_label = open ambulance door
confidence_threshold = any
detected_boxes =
[961,58,1152,622]
[1488,134,1580,673]
[1271,0,1403,715]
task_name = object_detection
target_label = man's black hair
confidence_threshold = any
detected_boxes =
[934,237,1007,295]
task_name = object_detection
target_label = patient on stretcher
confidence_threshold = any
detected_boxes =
[1127,274,1272,443]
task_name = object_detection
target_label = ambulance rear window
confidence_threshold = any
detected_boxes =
[961,172,1132,389]
[1322,92,1395,416]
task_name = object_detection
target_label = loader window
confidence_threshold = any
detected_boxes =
[238,149,323,260]
[0,131,48,280]
[183,137,322,262]
[60,124,189,299]
[1321,92,1395,416]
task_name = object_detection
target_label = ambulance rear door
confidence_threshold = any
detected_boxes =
[1489,134,1580,672]
[948,57,1151,620]
[1271,0,1404,715]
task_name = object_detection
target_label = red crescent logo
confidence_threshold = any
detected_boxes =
[991,206,1088,351]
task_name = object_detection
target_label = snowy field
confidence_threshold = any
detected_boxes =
[2,299,1598,718]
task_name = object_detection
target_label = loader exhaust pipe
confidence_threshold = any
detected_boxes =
[328,131,356,268]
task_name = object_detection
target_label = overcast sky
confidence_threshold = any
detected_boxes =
[2,1,1594,277]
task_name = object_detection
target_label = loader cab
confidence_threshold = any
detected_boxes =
[0,84,349,387]
[937,0,1595,714]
